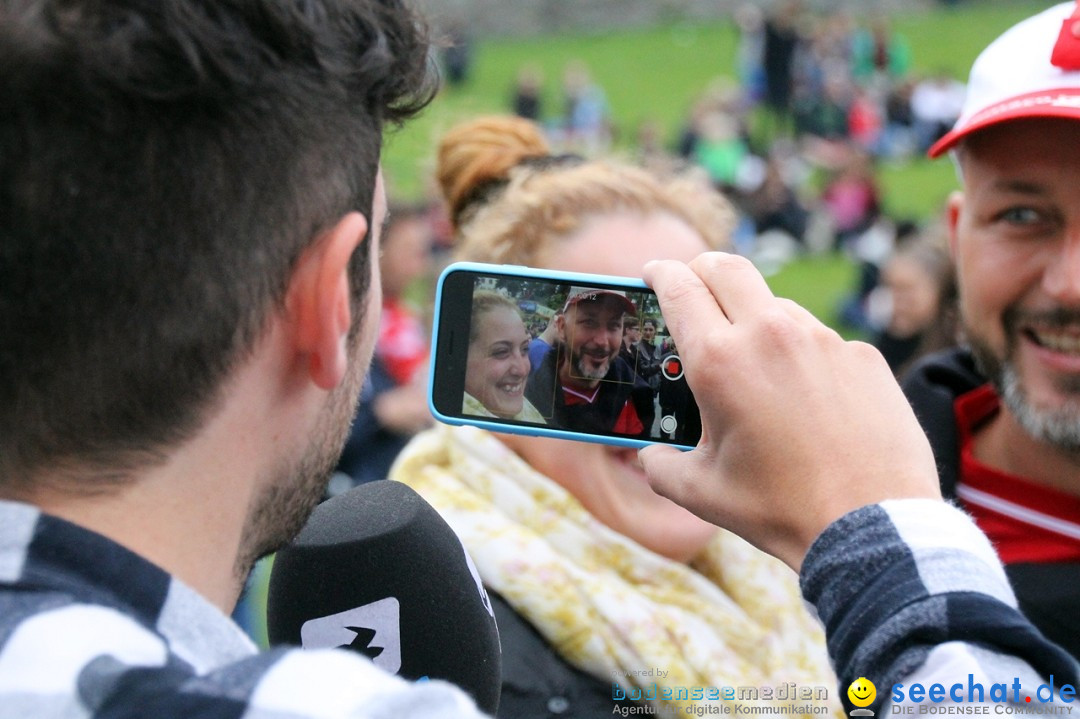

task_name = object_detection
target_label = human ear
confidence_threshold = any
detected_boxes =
[286,211,369,390]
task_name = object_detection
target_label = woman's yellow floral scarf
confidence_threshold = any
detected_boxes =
[391,425,842,716]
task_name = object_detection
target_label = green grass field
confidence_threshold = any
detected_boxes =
[382,1,1049,329]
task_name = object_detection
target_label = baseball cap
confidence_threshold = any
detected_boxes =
[928,1,1080,158]
[562,286,637,316]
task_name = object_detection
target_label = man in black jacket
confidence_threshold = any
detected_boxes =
[905,2,1080,658]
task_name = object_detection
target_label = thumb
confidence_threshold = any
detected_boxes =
[639,444,703,509]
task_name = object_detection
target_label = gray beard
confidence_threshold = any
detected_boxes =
[573,352,610,381]
[998,362,1080,453]
[967,308,1080,453]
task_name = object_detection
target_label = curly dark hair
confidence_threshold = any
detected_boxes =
[0,0,437,485]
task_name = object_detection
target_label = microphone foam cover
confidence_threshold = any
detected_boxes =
[267,480,501,714]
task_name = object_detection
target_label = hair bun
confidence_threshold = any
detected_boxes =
[436,115,550,228]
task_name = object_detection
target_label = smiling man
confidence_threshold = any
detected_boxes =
[525,287,654,436]
[904,1,1080,657]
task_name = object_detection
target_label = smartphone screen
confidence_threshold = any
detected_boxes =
[429,262,700,449]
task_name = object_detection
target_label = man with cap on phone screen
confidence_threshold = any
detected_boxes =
[906,1,1080,657]
[525,287,655,436]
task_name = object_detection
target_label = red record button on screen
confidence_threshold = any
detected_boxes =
[661,355,684,381]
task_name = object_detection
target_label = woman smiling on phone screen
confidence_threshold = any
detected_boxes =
[463,290,546,422]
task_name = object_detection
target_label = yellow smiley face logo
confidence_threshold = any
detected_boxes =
[847,677,876,708]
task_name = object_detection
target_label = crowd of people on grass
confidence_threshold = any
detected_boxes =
[502,1,965,264]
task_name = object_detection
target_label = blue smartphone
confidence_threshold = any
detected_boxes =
[428,262,700,449]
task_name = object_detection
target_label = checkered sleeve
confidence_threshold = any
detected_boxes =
[210,648,489,719]
[800,499,1080,713]
[0,500,490,719]
[0,634,487,719]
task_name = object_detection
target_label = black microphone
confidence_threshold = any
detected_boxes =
[266,480,501,714]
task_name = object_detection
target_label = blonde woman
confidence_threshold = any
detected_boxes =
[393,116,842,718]
[463,290,545,423]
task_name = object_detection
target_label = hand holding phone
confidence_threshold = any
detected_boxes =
[638,253,941,570]
[428,262,701,449]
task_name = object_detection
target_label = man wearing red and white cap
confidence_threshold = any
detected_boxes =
[525,287,654,437]
[904,1,1080,657]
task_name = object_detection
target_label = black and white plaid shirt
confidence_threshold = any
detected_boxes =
[0,500,483,718]
[801,499,1079,712]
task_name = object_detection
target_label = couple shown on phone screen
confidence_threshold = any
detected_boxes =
[463,283,657,439]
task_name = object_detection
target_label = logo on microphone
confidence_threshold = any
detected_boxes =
[300,597,402,674]
[341,625,386,661]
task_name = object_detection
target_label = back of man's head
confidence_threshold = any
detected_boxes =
[0,0,435,487]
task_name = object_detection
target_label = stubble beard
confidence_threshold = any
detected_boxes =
[233,337,367,585]
[967,306,1080,454]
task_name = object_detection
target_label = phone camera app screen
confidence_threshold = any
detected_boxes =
[458,275,699,446]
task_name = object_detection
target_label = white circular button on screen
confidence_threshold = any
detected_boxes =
[660,415,678,434]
